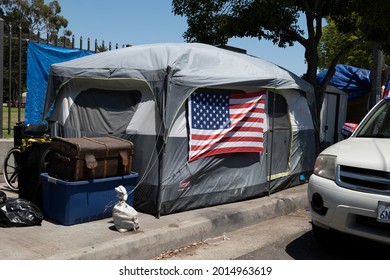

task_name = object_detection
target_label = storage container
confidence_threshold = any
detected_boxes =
[40,172,138,225]
[47,136,134,181]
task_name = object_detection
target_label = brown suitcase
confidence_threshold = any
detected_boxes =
[47,136,133,181]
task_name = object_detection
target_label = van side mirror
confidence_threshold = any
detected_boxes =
[341,123,358,138]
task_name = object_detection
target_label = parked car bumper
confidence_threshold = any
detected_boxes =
[308,174,390,245]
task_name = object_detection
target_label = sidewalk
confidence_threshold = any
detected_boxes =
[0,183,309,260]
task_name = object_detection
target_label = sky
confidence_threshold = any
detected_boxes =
[54,0,307,76]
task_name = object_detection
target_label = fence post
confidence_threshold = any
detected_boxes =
[0,18,4,138]
[18,26,22,122]
[8,24,11,134]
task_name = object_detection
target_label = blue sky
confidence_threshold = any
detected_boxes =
[56,0,307,76]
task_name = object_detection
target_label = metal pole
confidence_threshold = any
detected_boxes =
[0,19,4,138]
[370,43,383,109]
[267,92,276,195]
[18,25,22,122]
[8,24,11,135]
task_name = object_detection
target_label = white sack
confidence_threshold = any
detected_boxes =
[112,185,139,233]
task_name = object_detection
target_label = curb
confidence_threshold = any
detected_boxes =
[46,184,309,260]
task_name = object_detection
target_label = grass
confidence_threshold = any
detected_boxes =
[2,106,25,139]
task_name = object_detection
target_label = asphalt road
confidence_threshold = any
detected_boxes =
[155,208,389,260]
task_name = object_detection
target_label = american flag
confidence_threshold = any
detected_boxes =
[188,90,267,161]
[383,74,390,98]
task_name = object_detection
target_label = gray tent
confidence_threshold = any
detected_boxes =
[43,43,317,216]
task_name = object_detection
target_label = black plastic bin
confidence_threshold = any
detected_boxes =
[13,122,24,147]
[16,123,51,209]
[18,141,51,209]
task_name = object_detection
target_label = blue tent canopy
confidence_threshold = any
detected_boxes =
[317,64,371,100]
[25,42,93,124]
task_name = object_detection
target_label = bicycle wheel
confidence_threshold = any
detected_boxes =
[40,146,51,172]
[3,147,21,191]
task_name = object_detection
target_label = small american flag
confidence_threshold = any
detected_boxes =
[383,74,390,98]
[188,90,267,161]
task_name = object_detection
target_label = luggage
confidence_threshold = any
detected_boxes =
[47,136,133,181]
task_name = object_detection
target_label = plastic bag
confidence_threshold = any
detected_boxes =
[0,198,44,227]
[112,185,139,232]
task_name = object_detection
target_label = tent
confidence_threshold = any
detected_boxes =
[42,43,317,216]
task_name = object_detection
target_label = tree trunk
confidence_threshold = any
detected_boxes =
[304,40,323,154]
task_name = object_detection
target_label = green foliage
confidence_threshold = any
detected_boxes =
[2,106,25,138]
[172,0,305,47]
[0,0,71,36]
[172,0,390,74]
[0,0,71,104]
[329,0,390,52]
[318,21,374,70]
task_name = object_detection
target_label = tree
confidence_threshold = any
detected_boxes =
[318,20,374,71]
[0,0,71,104]
[0,0,71,36]
[172,0,390,140]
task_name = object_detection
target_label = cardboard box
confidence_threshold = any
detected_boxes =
[40,172,138,225]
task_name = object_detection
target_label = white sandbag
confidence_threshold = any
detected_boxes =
[112,185,139,233]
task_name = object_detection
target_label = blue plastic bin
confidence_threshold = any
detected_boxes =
[40,172,138,226]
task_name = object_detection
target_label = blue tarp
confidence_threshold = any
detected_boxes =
[26,42,93,124]
[317,64,371,100]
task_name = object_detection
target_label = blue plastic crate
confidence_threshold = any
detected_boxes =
[40,172,138,226]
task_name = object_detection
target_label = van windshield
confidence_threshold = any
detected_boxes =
[356,100,390,138]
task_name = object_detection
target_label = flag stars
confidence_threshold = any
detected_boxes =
[191,92,230,130]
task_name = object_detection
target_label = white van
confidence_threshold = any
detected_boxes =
[308,97,390,245]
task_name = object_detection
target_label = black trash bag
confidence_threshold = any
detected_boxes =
[0,197,44,227]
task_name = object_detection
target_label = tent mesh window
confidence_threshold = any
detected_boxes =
[65,88,142,135]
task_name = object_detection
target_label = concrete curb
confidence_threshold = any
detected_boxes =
[45,184,309,260]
